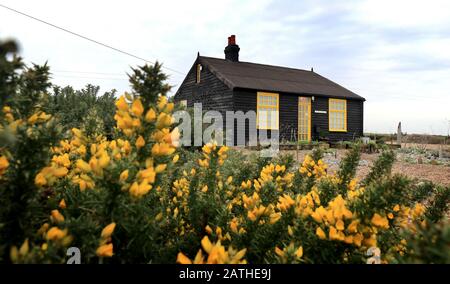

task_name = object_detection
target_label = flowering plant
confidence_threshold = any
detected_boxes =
[1,38,449,264]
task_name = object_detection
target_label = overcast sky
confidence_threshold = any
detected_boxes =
[1,0,449,135]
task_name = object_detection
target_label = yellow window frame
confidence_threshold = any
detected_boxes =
[196,64,201,83]
[328,98,347,132]
[256,92,279,130]
[298,97,311,141]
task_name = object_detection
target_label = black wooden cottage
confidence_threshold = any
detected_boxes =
[174,35,365,145]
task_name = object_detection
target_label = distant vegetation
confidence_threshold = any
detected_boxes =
[365,133,449,145]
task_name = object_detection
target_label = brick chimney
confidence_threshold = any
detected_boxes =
[224,35,240,62]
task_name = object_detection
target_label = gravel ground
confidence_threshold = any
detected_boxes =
[277,149,450,186]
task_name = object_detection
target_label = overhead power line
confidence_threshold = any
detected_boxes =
[0,3,187,75]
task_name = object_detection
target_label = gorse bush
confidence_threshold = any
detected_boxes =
[47,85,117,138]
[0,38,449,264]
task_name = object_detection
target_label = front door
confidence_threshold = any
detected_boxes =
[298,97,311,142]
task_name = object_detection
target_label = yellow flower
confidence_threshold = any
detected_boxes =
[344,235,353,244]
[27,112,39,124]
[177,252,193,264]
[0,156,9,175]
[157,96,168,111]
[19,239,29,256]
[413,203,425,217]
[164,102,174,113]
[10,246,19,262]
[155,212,163,221]
[52,167,68,178]
[269,212,282,224]
[288,225,294,236]
[51,210,65,223]
[101,222,116,239]
[275,247,284,257]
[39,112,51,121]
[371,213,389,229]
[155,113,173,129]
[96,243,113,257]
[46,227,67,241]
[198,159,209,168]
[230,219,238,233]
[35,173,47,186]
[136,135,145,149]
[311,206,325,223]
[201,185,208,192]
[131,98,144,117]
[76,159,91,173]
[98,154,110,168]
[168,128,181,147]
[388,213,394,219]
[155,164,167,173]
[393,204,400,212]
[59,199,67,209]
[89,157,100,174]
[353,233,363,247]
[72,128,83,138]
[201,236,213,253]
[151,143,175,156]
[115,96,128,111]
[130,180,152,197]
[295,246,303,258]
[347,220,359,233]
[79,180,87,191]
[145,108,157,122]
[336,219,345,231]
[363,235,377,247]
[329,226,339,240]
[316,227,326,240]
[172,154,180,163]
[119,170,129,182]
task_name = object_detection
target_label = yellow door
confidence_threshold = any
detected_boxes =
[298,97,311,142]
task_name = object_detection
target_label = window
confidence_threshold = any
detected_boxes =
[298,97,311,141]
[196,64,202,83]
[257,92,279,130]
[329,99,347,132]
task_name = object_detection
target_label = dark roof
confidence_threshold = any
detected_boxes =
[198,56,365,101]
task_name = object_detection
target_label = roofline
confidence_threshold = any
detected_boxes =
[197,55,366,101]
[199,55,313,73]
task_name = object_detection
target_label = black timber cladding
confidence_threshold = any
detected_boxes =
[232,89,364,143]
[174,55,365,144]
[174,57,233,111]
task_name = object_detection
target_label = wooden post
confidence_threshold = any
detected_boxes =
[397,122,402,145]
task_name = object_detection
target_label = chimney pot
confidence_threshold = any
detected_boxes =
[230,35,236,45]
[224,35,240,62]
